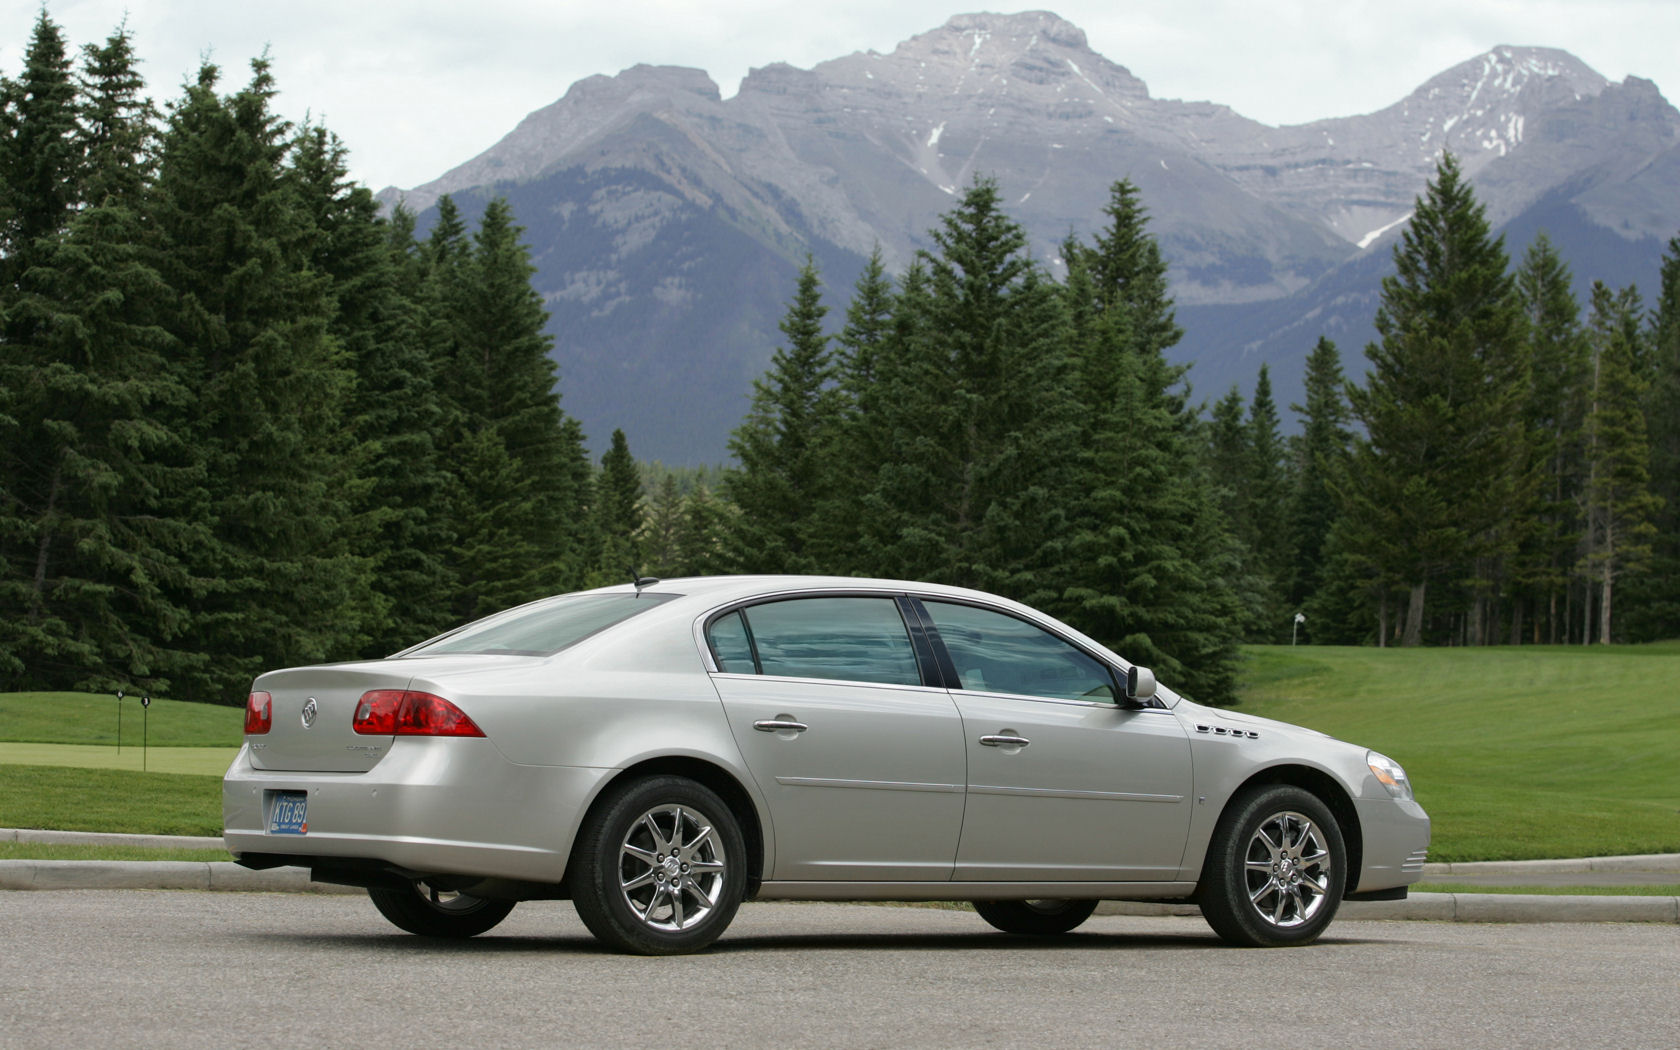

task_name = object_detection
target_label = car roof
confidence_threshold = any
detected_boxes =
[594,574,1036,610]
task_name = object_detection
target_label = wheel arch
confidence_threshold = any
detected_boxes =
[584,756,766,899]
[1215,764,1364,895]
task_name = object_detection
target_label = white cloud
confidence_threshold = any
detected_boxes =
[4,1,1675,191]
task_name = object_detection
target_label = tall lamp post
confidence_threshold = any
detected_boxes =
[1292,611,1306,646]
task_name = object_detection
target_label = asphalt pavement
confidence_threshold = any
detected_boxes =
[6,891,1679,1050]
[4,827,1676,923]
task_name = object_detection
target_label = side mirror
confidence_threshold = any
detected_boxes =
[1126,665,1157,703]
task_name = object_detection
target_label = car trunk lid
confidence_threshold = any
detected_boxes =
[247,664,413,773]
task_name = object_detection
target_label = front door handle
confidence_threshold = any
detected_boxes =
[979,734,1030,749]
[754,719,809,733]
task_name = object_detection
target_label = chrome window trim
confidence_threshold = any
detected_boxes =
[690,584,1171,709]
[949,687,1175,711]
[706,671,953,697]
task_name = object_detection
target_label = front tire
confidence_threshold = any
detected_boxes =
[974,898,1099,935]
[1199,784,1346,947]
[569,775,747,955]
[368,880,516,938]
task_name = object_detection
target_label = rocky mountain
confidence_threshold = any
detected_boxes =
[380,11,1680,464]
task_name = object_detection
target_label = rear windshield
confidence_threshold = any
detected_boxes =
[402,593,677,657]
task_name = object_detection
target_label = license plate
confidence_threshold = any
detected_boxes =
[268,791,308,835]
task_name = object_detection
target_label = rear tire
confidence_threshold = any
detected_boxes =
[973,898,1099,935]
[1199,784,1345,947]
[569,775,746,955]
[368,880,515,938]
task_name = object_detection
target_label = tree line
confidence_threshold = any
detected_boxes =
[5,14,1676,709]
[0,17,643,702]
[706,163,1680,685]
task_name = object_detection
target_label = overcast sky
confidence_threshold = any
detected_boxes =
[5,1,1676,192]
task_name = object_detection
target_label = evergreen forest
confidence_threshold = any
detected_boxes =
[3,16,1677,707]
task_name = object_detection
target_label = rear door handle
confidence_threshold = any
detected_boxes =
[979,734,1030,748]
[754,719,809,733]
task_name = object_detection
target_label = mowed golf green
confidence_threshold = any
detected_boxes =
[0,692,242,834]
[1,644,1676,860]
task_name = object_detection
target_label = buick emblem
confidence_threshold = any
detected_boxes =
[301,697,319,728]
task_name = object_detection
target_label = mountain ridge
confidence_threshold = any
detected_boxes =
[375,11,1680,464]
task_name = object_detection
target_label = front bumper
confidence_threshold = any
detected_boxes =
[222,739,612,885]
[1352,796,1431,893]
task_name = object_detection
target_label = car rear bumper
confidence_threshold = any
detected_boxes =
[221,740,611,885]
[1352,796,1431,893]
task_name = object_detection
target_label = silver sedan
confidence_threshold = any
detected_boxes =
[223,576,1429,953]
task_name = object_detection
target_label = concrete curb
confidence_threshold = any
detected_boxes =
[0,860,359,894]
[3,827,225,850]
[1422,853,1680,875]
[1096,893,1680,923]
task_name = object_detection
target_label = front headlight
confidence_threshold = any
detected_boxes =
[1367,751,1413,801]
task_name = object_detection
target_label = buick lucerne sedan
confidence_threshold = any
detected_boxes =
[224,576,1430,954]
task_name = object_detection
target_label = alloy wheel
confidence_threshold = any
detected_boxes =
[1242,810,1333,929]
[616,803,728,932]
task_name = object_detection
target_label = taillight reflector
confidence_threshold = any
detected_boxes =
[245,691,272,735]
[353,689,484,738]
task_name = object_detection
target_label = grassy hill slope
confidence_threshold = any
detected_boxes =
[1235,643,1680,861]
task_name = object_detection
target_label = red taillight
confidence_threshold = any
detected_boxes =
[244,691,272,735]
[353,689,484,738]
[352,689,403,735]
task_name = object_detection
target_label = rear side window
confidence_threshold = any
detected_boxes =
[922,600,1118,702]
[706,610,756,673]
[406,593,677,656]
[708,597,923,686]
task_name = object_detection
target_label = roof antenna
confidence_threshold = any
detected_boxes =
[631,568,660,595]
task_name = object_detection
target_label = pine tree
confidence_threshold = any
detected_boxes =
[0,24,203,690]
[673,484,732,577]
[1244,366,1293,639]
[592,428,644,582]
[723,257,837,574]
[1342,153,1533,646]
[814,247,896,563]
[1288,337,1360,642]
[0,12,79,296]
[1054,180,1242,702]
[637,473,685,577]
[149,59,372,700]
[1580,282,1660,642]
[1207,385,1250,532]
[291,124,455,653]
[1622,236,1680,641]
[1514,233,1589,643]
[435,196,592,616]
[853,178,1077,601]
[1064,178,1183,357]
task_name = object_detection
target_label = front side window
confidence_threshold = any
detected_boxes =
[922,600,1117,702]
[709,596,923,687]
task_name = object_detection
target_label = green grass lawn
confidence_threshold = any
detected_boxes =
[2,650,1678,864]
[0,691,243,747]
[0,842,232,862]
[1235,642,1680,863]
[0,764,223,836]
